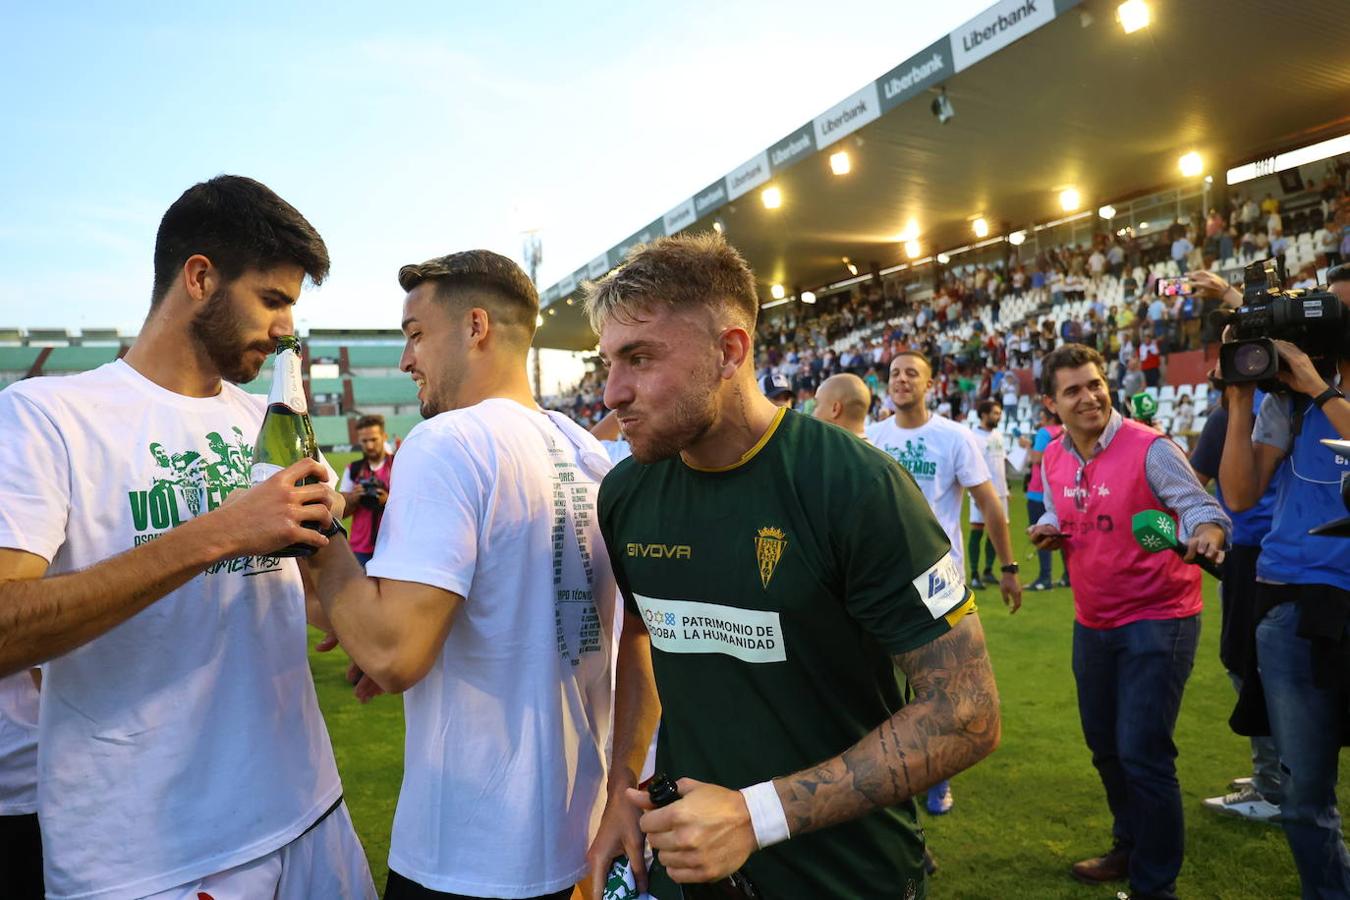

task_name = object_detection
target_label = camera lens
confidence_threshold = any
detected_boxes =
[1234,342,1272,377]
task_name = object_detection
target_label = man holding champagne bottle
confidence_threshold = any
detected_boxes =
[307,250,619,900]
[0,176,376,899]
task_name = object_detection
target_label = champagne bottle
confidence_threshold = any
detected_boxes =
[249,335,321,558]
[603,774,761,900]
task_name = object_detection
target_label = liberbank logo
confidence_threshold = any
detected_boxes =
[951,0,1056,72]
[881,53,944,102]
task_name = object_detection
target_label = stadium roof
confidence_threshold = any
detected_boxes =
[533,0,1350,350]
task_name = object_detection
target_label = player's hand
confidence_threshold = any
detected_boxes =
[587,777,648,897]
[1272,339,1328,398]
[350,662,385,703]
[628,778,757,884]
[1027,524,1064,551]
[999,571,1022,614]
[1184,523,1226,566]
[214,458,334,557]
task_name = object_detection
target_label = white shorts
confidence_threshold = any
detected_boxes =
[143,801,376,900]
[969,493,1010,526]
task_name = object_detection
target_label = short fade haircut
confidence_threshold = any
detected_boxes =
[355,414,386,432]
[152,175,329,306]
[583,232,759,334]
[977,398,1002,417]
[398,249,538,343]
[1040,343,1107,396]
[892,349,933,375]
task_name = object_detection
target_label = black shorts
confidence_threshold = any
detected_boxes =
[0,812,44,900]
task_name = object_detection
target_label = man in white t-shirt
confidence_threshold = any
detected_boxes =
[0,176,375,900]
[967,400,1011,589]
[309,250,617,900]
[0,670,41,898]
[865,351,1022,815]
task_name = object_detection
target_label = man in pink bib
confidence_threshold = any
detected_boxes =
[1028,344,1228,900]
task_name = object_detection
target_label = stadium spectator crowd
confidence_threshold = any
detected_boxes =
[547,166,1350,449]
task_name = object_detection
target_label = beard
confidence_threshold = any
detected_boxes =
[189,285,274,384]
[625,363,721,465]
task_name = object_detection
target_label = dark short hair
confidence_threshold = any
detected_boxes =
[152,175,329,305]
[891,349,933,375]
[1328,263,1349,285]
[977,398,1002,417]
[355,414,386,432]
[1040,343,1107,396]
[583,232,759,334]
[398,249,538,341]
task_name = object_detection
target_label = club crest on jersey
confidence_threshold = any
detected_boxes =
[755,526,787,589]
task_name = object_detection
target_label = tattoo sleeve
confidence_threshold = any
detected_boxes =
[772,612,1001,835]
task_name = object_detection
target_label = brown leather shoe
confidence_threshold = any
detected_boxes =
[1070,844,1130,884]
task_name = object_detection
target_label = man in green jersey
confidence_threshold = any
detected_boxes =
[583,233,1002,899]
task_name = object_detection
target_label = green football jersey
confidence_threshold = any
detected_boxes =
[599,409,974,900]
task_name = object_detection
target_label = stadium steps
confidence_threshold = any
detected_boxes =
[351,375,418,406]
[41,345,119,373]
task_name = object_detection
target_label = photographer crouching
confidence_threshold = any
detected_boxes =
[1218,261,1350,896]
[339,414,393,569]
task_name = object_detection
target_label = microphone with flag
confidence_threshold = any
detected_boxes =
[1131,510,1223,578]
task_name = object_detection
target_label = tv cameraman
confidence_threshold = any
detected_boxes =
[1218,263,1350,896]
[339,414,393,568]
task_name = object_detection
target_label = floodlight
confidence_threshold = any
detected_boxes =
[771,284,786,300]
[761,186,782,209]
[1059,188,1081,212]
[1009,230,1027,246]
[904,240,922,259]
[1140,221,1150,230]
[937,253,951,264]
[801,291,817,305]
[1179,151,1203,177]
[898,219,920,243]
[842,256,859,276]
[830,151,851,175]
[1117,0,1150,34]
[972,217,989,238]
[1098,205,1116,219]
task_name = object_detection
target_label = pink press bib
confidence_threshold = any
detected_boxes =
[1043,419,1202,629]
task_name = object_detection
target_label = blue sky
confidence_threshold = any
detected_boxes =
[0,0,990,340]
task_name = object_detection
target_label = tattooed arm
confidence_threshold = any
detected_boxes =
[774,612,1001,834]
[629,613,1000,883]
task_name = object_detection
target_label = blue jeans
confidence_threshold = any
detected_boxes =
[1073,616,1199,900]
[1257,600,1350,898]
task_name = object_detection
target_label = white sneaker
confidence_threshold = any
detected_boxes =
[1202,784,1280,823]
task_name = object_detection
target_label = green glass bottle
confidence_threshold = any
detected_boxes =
[249,335,320,558]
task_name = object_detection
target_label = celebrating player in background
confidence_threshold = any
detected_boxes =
[338,413,393,568]
[0,176,375,899]
[1028,343,1227,900]
[968,399,1010,591]
[308,251,618,900]
[865,349,1022,815]
[583,233,1001,900]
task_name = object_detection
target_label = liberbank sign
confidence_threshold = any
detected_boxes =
[539,0,1076,308]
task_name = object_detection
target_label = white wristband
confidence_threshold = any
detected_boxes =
[739,781,791,849]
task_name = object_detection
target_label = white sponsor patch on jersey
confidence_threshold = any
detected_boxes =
[634,595,786,664]
[912,552,967,620]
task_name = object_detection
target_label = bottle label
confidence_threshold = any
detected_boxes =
[268,346,308,413]
[250,462,284,486]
